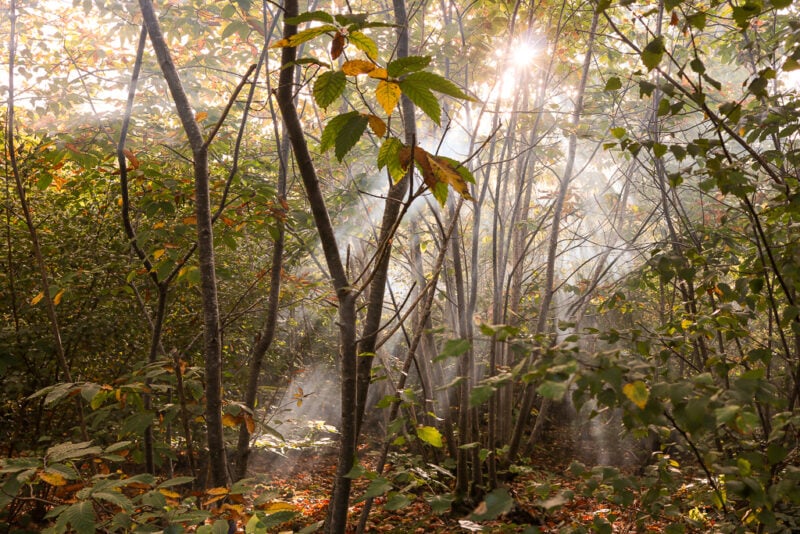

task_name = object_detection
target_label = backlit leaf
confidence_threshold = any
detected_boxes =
[641,36,665,71]
[53,289,65,306]
[366,115,386,138]
[313,70,346,109]
[342,59,377,76]
[377,138,405,182]
[348,30,378,60]
[416,425,443,448]
[334,113,369,161]
[375,80,401,115]
[622,380,649,409]
[604,76,622,91]
[387,55,431,77]
[31,291,44,305]
[368,67,388,80]
[284,10,335,25]
[402,70,473,101]
[427,154,473,201]
[398,79,440,124]
[269,25,336,49]
[320,112,359,154]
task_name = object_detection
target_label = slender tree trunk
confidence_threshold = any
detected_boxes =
[138,0,228,488]
[508,8,599,462]
[6,0,89,442]
[274,2,357,531]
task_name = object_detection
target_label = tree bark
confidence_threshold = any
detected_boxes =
[138,0,228,488]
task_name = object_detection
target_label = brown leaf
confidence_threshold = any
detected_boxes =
[331,32,345,59]
[427,155,474,201]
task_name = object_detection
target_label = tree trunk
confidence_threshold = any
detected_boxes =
[138,0,228,488]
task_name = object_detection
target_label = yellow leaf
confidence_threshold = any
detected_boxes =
[203,494,227,506]
[375,80,401,116]
[153,222,165,230]
[270,38,290,49]
[159,488,181,499]
[53,288,65,306]
[368,67,388,80]
[153,249,166,260]
[39,470,67,486]
[222,413,239,428]
[427,154,474,201]
[681,318,693,330]
[195,111,208,122]
[31,291,44,306]
[183,216,197,225]
[622,381,650,409]
[367,115,387,138]
[342,59,377,76]
[263,501,297,513]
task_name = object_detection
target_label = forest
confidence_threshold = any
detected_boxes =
[1,0,799,532]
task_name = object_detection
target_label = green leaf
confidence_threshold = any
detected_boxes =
[93,491,133,512]
[537,380,568,400]
[470,384,496,407]
[400,79,440,124]
[320,111,358,153]
[402,71,473,101]
[46,441,102,463]
[348,30,378,61]
[387,55,432,77]
[313,70,346,109]
[285,10,335,24]
[427,494,454,514]
[689,58,705,74]
[686,11,706,30]
[120,411,156,437]
[470,488,514,521]
[604,76,622,91]
[334,114,369,161]
[157,476,195,488]
[416,425,443,448]
[623,381,649,409]
[64,501,96,534]
[653,142,668,158]
[363,477,392,499]
[610,127,627,139]
[377,137,405,182]
[436,338,471,360]
[384,492,412,510]
[641,36,665,71]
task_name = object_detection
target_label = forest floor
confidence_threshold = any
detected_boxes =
[242,423,693,534]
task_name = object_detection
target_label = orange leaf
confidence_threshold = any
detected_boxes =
[368,68,388,80]
[342,59,377,76]
[367,115,387,138]
[122,149,140,169]
[31,291,44,306]
[195,111,208,122]
[53,288,65,306]
[159,488,181,499]
[207,486,230,496]
[222,413,239,428]
[244,413,255,434]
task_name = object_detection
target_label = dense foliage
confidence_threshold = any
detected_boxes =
[2,0,799,532]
